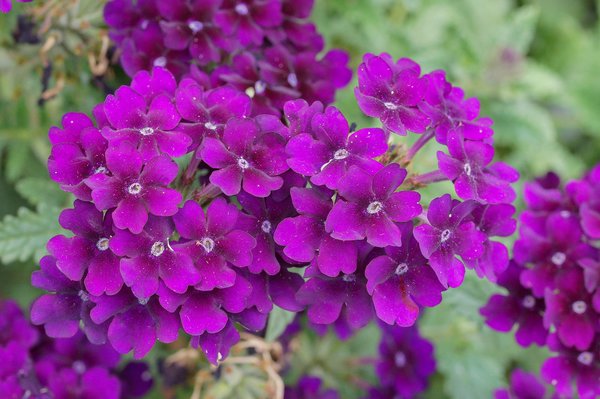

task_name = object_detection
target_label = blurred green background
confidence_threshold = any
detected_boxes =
[1,0,599,397]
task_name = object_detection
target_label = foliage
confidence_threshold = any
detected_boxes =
[1,1,600,398]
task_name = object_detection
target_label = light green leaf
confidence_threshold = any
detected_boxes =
[264,305,296,342]
[15,177,68,207]
[0,204,62,265]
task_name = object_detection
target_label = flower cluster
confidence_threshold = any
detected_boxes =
[364,323,436,399]
[37,47,517,363]
[481,166,600,398]
[0,299,152,399]
[103,0,351,116]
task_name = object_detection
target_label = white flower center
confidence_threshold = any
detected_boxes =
[235,3,249,15]
[94,166,107,174]
[521,295,535,309]
[78,290,89,302]
[245,86,255,98]
[237,157,250,170]
[367,201,383,215]
[151,241,165,257]
[384,102,398,110]
[464,163,472,176]
[333,148,349,160]
[261,220,272,234]
[188,20,204,33]
[440,229,452,243]
[72,360,86,374]
[254,80,267,95]
[394,352,407,367]
[138,297,149,305]
[153,57,167,67]
[560,211,570,218]
[204,122,217,130]
[572,300,587,315]
[551,252,566,266]
[199,237,215,253]
[140,20,149,29]
[395,263,409,276]
[140,127,155,136]
[287,73,298,87]
[128,182,143,195]
[342,273,356,283]
[96,237,110,251]
[578,351,594,366]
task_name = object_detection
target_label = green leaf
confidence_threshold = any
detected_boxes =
[0,204,62,265]
[264,305,296,342]
[15,177,68,207]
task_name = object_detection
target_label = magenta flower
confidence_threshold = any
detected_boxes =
[544,268,599,351]
[296,262,374,333]
[325,164,422,247]
[236,192,293,274]
[201,117,288,197]
[173,199,256,290]
[480,261,548,347]
[374,323,436,398]
[85,143,182,234]
[366,223,445,326]
[110,216,199,300]
[464,203,516,282]
[215,0,283,46]
[175,82,251,148]
[494,369,548,399]
[421,70,494,144]
[355,53,430,135]
[275,186,359,277]
[286,106,387,189]
[0,0,31,14]
[157,0,227,65]
[48,113,108,201]
[30,256,108,344]
[414,194,485,288]
[541,334,600,399]
[102,81,191,161]
[438,131,519,204]
[46,200,122,296]
[90,291,180,358]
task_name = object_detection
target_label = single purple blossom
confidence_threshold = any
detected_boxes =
[215,0,283,46]
[286,106,387,189]
[366,223,445,326]
[437,131,519,204]
[414,194,485,288]
[480,261,548,347]
[85,143,182,234]
[284,376,340,399]
[201,117,288,197]
[494,369,548,399]
[173,199,256,290]
[47,200,123,296]
[110,215,199,300]
[326,164,422,247]
[102,81,191,161]
[355,53,430,135]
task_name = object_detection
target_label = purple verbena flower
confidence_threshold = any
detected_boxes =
[366,223,445,326]
[201,117,288,197]
[414,194,485,288]
[286,105,387,189]
[355,53,430,135]
[85,143,182,234]
[325,164,422,247]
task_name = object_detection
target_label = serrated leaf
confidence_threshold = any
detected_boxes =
[15,177,68,207]
[0,204,62,264]
[265,305,296,342]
